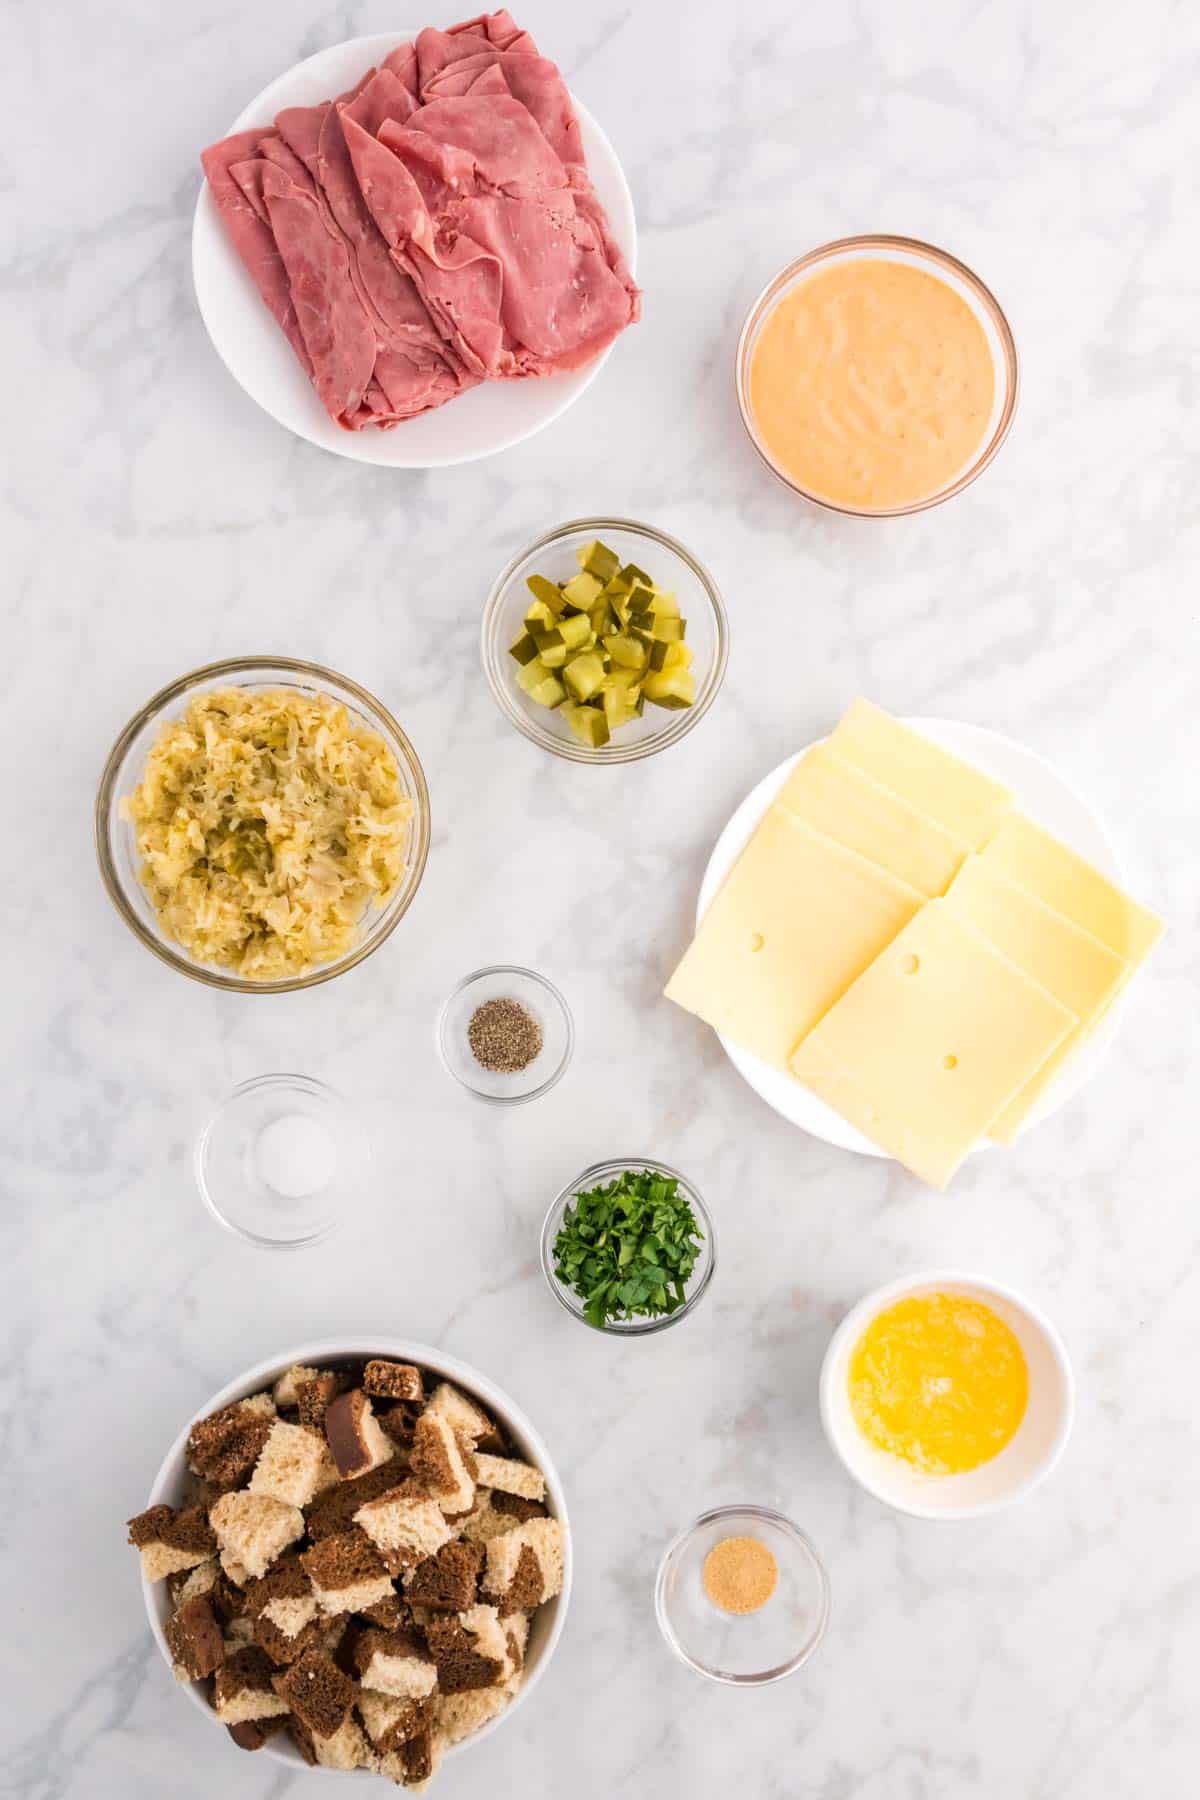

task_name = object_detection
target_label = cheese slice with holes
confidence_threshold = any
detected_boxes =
[943,857,1129,1142]
[978,812,1163,963]
[776,743,970,898]
[829,699,1012,850]
[665,809,923,1071]
[788,901,1077,1187]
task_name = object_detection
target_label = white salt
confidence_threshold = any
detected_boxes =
[254,1113,337,1199]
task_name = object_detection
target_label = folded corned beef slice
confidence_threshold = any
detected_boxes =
[200,11,637,432]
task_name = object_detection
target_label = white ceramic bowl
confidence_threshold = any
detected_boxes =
[819,1272,1074,1520]
[140,1337,572,1767]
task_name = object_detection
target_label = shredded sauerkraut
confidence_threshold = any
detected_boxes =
[121,686,413,980]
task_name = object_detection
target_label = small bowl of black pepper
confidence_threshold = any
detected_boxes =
[437,965,574,1104]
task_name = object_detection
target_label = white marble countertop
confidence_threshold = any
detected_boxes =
[3,1,1197,1795]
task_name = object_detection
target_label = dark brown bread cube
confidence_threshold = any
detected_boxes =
[126,1503,215,1556]
[359,1591,411,1631]
[363,1361,424,1403]
[273,1650,356,1740]
[400,1712,437,1784]
[305,1460,405,1540]
[164,1596,225,1680]
[405,1540,484,1613]
[324,1388,391,1479]
[295,1373,341,1434]
[288,1717,319,1765]
[378,1400,422,1448]
[253,1610,327,1667]
[226,1717,286,1752]
[186,1404,273,1490]
[423,1616,506,1693]
[490,1489,549,1523]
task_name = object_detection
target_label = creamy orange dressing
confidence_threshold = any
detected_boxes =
[749,258,995,510]
[848,1291,1028,1476]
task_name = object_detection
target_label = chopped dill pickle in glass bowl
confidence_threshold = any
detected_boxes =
[508,538,697,749]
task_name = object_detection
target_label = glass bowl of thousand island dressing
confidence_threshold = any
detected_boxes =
[736,235,1019,517]
[655,1505,830,1684]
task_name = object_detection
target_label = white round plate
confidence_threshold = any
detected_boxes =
[696,718,1126,1158]
[192,33,638,466]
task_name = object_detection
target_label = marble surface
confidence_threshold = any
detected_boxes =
[2,1,1197,1795]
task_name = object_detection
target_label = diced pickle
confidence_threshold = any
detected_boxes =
[662,641,693,669]
[563,651,607,701]
[620,562,652,588]
[525,574,564,614]
[643,667,697,709]
[603,633,648,671]
[528,673,567,708]
[509,632,539,666]
[577,540,621,582]
[652,615,686,643]
[530,624,564,653]
[650,588,680,617]
[557,613,592,651]
[561,571,604,611]
[524,599,559,631]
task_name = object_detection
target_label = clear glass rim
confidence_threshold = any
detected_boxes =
[540,1156,716,1334]
[193,1071,360,1250]
[435,964,576,1106]
[480,516,730,765]
[654,1503,831,1685]
[94,654,432,994]
[735,234,1020,518]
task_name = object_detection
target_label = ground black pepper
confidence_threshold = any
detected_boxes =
[467,997,543,1074]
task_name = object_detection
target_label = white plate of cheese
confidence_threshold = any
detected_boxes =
[692,716,1129,1161]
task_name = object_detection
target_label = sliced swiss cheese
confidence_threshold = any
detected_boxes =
[828,698,1012,850]
[943,857,1129,1142]
[665,808,923,1071]
[787,900,1077,1188]
[978,811,1163,963]
[776,742,970,898]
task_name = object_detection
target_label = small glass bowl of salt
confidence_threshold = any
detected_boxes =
[194,1073,367,1248]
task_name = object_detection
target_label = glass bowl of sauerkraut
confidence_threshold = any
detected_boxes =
[96,658,430,992]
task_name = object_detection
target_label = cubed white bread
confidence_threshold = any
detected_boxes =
[471,1454,545,1502]
[310,1568,394,1617]
[261,1593,318,1639]
[214,1684,290,1727]
[222,1615,255,1652]
[209,1491,304,1581]
[459,1492,521,1545]
[424,1381,495,1445]
[358,1645,438,1702]
[272,1364,327,1408]
[459,1603,516,1682]
[505,1611,530,1669]
[249,1419,336,1508]
[435,1684,513,1746]
[412,1413,475,1516]
[219,1549,251,1587]
[377,1735,443,1791]
[313,1717,374,1770]
[172,1558,219,1604]
[355,1491,454,1565]
[238,1391,277,1419]
[483,1517,565,1606]
[358,1689,415,1749]
[138,1541,210,1584]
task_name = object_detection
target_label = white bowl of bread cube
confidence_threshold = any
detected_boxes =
[134,1338,571,1784]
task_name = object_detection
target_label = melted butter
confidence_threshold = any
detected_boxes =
[848,1291,1028,1475]
[749,258,995,510]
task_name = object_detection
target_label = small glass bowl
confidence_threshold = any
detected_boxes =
[735,234,1019,517]
[95,656,431,993]
[194,1073,369,1249]
[437,966,574,1104]
[655,1504,830,1685]
[481,517,729,765]
[540,1157,716,1334]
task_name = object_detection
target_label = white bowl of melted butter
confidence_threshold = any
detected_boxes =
[819,1270,1074,1519]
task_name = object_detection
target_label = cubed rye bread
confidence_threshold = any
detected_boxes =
[213,1647,291,1726]
[360,1591,412,1630]
[225,1716,287,1752]
[364,1360,424,1404]
[164,1595,225,1681]
[169,1558,219,1607]
[127,1503,216,1583]
[222,1614,256,1653]
[491,1489,548,1523]
[272,1364,332,1409]
[354,1627,438,1701]
[187,1401,274,1491]
[483,1517,565,1615]
[273,1648,357,1741]
[505,1611,530,1671]
[249,1419,339,1507]
[288,1716,319,1765]
[403,1539,484,1613]
[425,1382,504,1453]
[209,1491,305,1581]
[409,1415,476,1516]
[301,1530,394,1615]
[295,1372,341,1435]
[379,1399,422,1448]
[378,1713,441,1790]
[325,1388,396,1480]
[306,1459,405,1541]
[472,1454,545,1503]
[359,1690,428,1753]
[355,1480,454,1573]
[435,1683,514,1747]
[423,1604,511,1694]
[254,1608,328,1667]
[242,1553,311,1619]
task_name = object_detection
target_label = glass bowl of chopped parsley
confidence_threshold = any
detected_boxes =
[541,1159,716,1335]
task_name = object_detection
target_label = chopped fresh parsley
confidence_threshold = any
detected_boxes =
[552,1167,704,1329]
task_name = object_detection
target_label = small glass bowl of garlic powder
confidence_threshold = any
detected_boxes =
[654,1504,829,1684]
